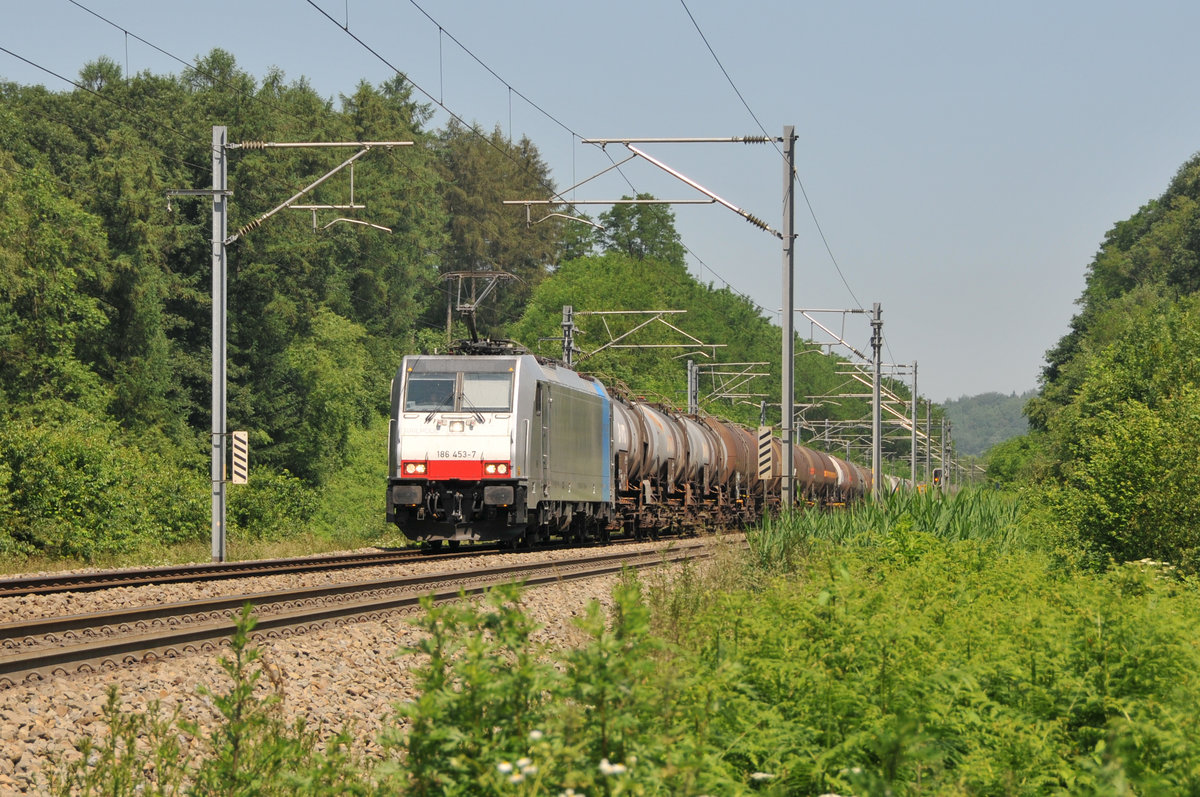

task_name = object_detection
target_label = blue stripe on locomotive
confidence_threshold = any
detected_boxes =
[591,379,612,502]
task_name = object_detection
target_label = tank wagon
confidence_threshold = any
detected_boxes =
[386,352,871,545]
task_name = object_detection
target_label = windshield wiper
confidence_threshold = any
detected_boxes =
[457,391,485,424]
[424,391,456,423]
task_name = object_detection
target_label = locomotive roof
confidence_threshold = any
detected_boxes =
[403,353,521,372]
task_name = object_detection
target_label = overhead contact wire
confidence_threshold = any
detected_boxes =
[678,0,864,313]
[307,0,764,314]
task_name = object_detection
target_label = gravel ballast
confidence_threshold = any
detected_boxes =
[0,544,683,794]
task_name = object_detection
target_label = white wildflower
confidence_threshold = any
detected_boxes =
[750,772,775,781]
[516,757,532,769]
[509,772,525,784]
[496,761,514,774]
[529,729,544,741]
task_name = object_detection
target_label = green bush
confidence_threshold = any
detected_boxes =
[0,410,206,559]
[985,432,1047,485]
[1042,295,1200,571]
[1048,387,1200,571]
[48,552,1200,795]
[227,468,319,542]
[308,413,393,544]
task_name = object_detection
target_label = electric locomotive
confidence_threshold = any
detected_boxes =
[386,352,615,544]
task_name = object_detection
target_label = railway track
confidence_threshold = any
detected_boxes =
[0,547,484,597]
[0,540,724,689]
[0,537,661,597]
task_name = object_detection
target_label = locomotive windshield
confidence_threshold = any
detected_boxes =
[462,372,512,412]
[404,373,457,412]
[404,370,513,413]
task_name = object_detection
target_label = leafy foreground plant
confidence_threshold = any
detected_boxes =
[378,580,763,796]
[51,543,1200,795]
[48,587,776,796]
[679,542,1200,795]
[48,604,365,797]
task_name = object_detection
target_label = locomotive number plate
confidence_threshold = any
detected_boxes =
[437,450,477,459]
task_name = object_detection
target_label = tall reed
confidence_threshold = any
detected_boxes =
[747,488,1026,573]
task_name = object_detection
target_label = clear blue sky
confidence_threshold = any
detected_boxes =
[5,0,1200,402]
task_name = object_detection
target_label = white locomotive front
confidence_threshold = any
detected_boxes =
[386,353,614,545]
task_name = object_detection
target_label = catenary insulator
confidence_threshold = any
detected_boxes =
[743,213,769,231]
[234,218,263,238]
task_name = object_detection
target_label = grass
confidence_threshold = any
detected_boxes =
[0,530,392,577]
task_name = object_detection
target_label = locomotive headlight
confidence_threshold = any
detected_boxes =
[449,420,465,433]
[403,461,428,475]
[483,461,511,477]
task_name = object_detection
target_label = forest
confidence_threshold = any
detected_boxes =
[991,149,1200,571]
[7,47,1200,575]
[941,390,1032,457]
[0,52,901,562]
[14,49,1200,796]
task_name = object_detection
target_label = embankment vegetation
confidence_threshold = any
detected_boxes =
[52,491,1200,794]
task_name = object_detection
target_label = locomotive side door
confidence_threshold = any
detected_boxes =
[540,383,551,492]
[529,381,549,499]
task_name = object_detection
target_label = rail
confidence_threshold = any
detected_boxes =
[0,540,733,689]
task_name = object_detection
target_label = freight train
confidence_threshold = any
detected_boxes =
[386,350,872,546]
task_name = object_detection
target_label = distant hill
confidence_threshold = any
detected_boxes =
[942,391,1033,457]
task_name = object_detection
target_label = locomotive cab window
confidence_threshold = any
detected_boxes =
[404,373,457,412]
[462,372,512,412]
[404,370,513,413]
